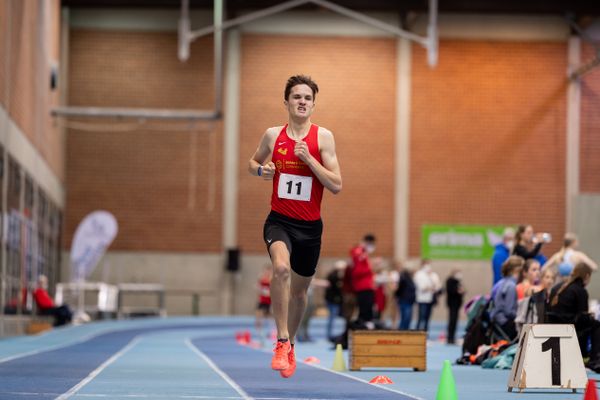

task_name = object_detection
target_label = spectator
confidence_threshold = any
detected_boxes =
[534,252,548,269]
[395,261,416,330]
[515,267,556,331]
[33,275,72,327]
[373,263,390,321]
[490,256,524,340]
[548,262,600,372]
[325,260,346,341]
[335,259,357,346]
[516,259,541,300]
[385,263,400,328]
[3,288,27,315]
[414,259,441,332]
[255,265,272,343]
[492,227,515,286]
[349,234,377,323]
[512,224,549,261]
[532,266,556,318]
[446,269,465,344]
[543,233,598,276]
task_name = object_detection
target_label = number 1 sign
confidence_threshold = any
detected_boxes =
[508,324,587,393]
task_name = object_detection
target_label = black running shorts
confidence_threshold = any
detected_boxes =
[257,302,270,313]
[263,211,323,277]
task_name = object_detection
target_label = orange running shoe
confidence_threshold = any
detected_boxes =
[271,340,290,370]
[280,345,296,378]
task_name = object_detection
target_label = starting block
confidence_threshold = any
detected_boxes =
[349,330,426,371]
[508,324,587,393]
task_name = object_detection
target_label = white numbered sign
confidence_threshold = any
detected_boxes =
[508,324,587,393]
[277,173,312,202]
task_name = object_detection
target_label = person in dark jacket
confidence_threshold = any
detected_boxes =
[512,224,548,260]
[325,260,347,341]
[395,261,416,330]
[446,269,465,344]
[548,262,600,372]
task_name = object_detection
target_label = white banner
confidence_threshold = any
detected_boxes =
[70,211,118,281]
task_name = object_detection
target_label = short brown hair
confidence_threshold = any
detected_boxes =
[501,255,525,277]
[284,75,319,101]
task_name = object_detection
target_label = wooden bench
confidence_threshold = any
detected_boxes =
[349,330,427,371]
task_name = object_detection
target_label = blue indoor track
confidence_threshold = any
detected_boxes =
[0,317,597,400]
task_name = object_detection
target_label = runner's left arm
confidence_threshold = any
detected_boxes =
[294,129,342,194]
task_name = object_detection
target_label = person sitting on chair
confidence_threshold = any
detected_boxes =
[33,275,72,327]
[547,262,600,373]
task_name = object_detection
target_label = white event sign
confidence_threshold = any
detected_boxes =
[508,324,587,393]
[70,210,118,282]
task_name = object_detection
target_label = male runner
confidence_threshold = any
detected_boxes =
[248,75,342,378]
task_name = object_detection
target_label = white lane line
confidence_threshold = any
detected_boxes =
[251,345,424,400]
[306,362,425,400]
[55,336,142,400]
[184,338,253,400]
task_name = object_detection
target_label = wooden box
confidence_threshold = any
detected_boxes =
[26,321,53,335]
[349,330,427,371]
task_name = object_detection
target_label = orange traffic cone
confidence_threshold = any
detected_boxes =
[584,379,598,400]
[369,375,394,384]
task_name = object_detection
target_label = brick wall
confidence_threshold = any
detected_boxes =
[65,30,222,251]
[0,0,64,181]
[410,41,568,257]
[237,35,397,257]
[580,42,600,193]
[4,1,36,140]
[0,1,7,104]
[65,29,592,259]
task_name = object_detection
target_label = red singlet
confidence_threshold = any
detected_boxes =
[258,276,271,305]
[270,124,324,221]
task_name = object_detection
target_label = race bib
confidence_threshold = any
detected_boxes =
[277,173,312,202]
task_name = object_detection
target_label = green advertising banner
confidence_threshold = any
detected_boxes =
[421,225,508,260]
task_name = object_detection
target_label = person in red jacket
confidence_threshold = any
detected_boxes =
[255,264,272,343]
[34,275,72,326]
[350,234,377,323]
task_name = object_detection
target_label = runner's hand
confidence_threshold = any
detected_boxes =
[294,141,311,163]
[262,162,276,180]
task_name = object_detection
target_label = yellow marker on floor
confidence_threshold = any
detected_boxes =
[332,344,347,371]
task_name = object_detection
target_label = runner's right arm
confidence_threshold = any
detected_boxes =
[249,128,277,180]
